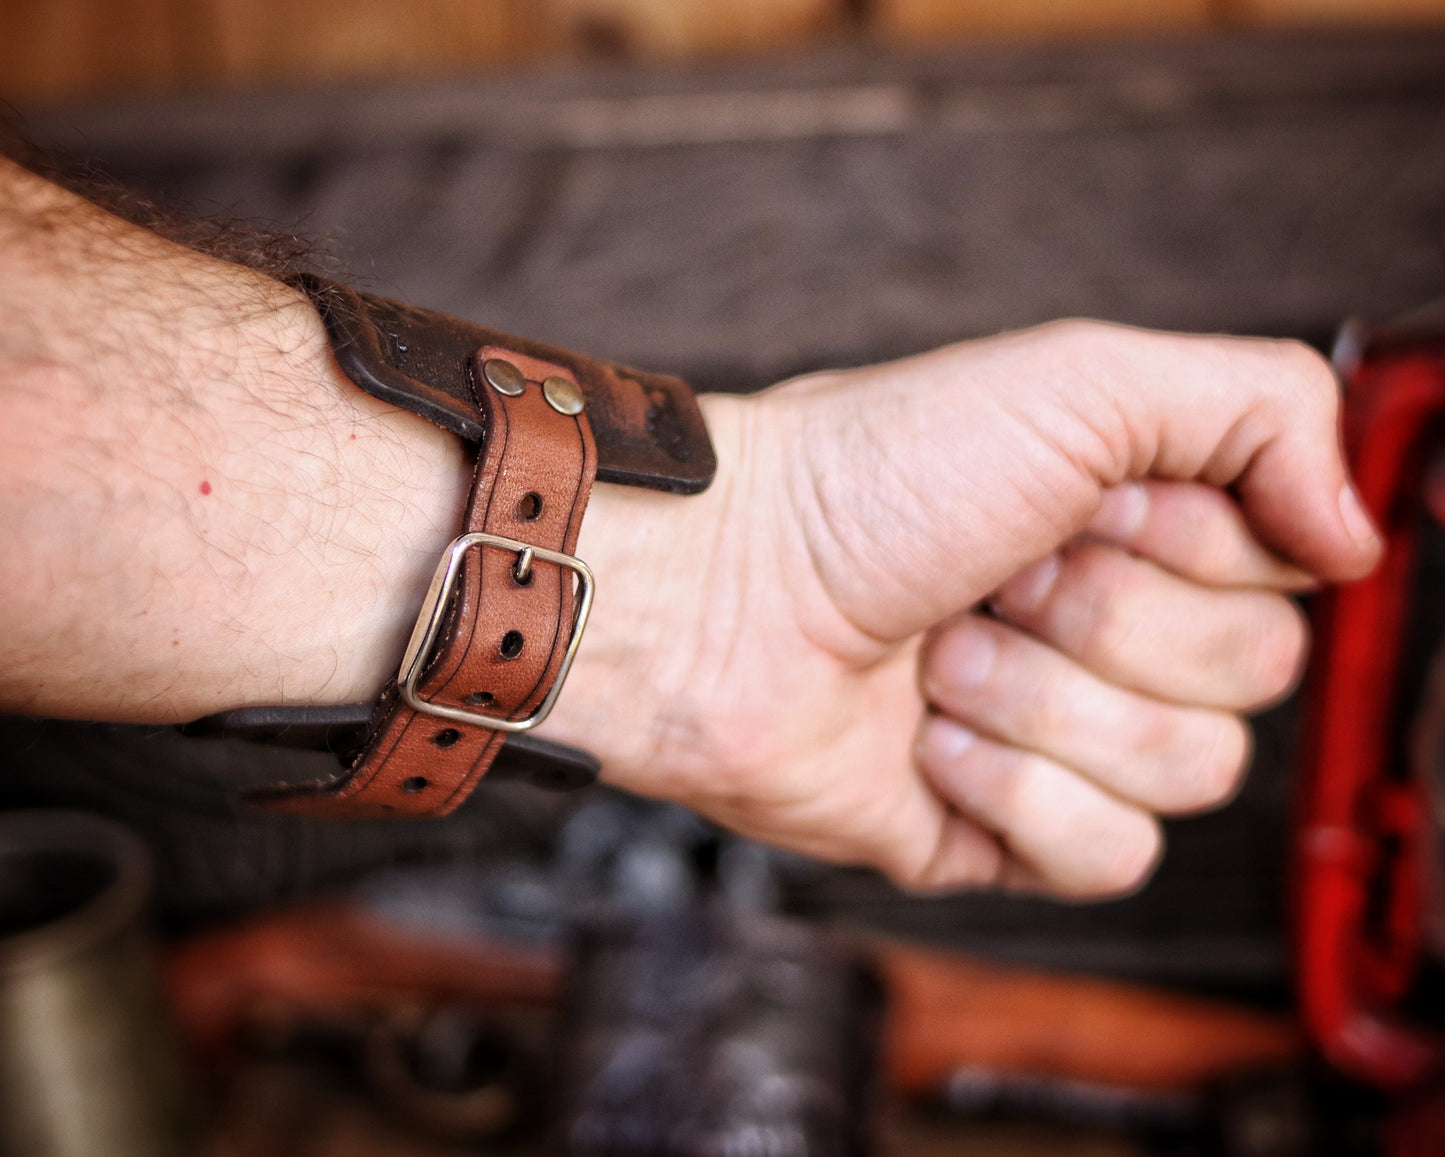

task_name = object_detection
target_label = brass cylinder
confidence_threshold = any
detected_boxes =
[0,811,193,1157]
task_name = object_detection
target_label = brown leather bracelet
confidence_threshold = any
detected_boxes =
[238,278,714,819]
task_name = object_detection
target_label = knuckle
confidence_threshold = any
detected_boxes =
[1268,338,1339,415]
[1063,544,1137,656]
[1192,505,1245,581]
[1250,598,1310,703]
[923,623,999,710]
[984,753,1035,830]
[1014,698,1053,748]
[1015,668,1070,744]
[1088,816,1163,898]
[1177,715,1252,811]
[1203,594,1308,708]
[894,823,1006,893]
[883,853,937,893]
[1037,317,1106,348]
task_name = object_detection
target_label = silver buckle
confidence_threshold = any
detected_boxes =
[397,532,595,733]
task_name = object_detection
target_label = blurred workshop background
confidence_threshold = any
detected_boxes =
[6,3,1445,1156]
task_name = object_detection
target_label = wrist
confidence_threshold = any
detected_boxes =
[290,383,755,787]
[532,391,752,785]
[251,277,724,816]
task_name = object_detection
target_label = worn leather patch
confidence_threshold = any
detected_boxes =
[297,274,715,495]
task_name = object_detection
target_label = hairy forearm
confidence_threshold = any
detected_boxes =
[0,158,474,720]
[0,154,744,778]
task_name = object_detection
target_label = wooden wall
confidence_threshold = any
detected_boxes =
[5,0,1445,103]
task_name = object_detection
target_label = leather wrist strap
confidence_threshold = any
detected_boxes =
[232,278,714,819]
[261,347,596,818]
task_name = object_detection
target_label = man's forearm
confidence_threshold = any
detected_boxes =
[0,154,742,766]
[0,157,473,720]
[0,155,1379,896]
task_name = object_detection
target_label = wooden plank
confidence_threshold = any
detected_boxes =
[0,0,847,102]
[872,0,1212,42]
[1228,0,1445,24]
[11,0,1445,106]
[191,0,542,85]
[547,0,842,57]
[0,0,179,100]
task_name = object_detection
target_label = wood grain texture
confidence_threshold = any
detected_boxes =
[872,0,1212,41]
[1227,0,1445,23]
[194,0,540,84]
[7,0,1445,102]
[0,0,179,99]
[549,0,841,57]
[0,0,845,101]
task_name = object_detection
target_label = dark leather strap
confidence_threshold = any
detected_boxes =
[184,705,599,792]
[299,275,713,494]
[256,349,596,818]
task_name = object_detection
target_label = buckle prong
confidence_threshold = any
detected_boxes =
[513,546,535,585]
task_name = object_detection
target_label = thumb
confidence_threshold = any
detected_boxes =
[1080,324,1381,582]
[1234,429,1380,584]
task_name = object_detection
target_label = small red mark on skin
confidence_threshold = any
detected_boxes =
[350,433,357,440]
[199,480,212,495]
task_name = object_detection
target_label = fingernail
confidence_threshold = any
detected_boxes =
[1090,482,1148,540]
[920,717,977,765]
[939,626,997,690]
[1338,483,1380,550]
[997,553,1061,615]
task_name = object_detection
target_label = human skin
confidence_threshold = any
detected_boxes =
[0,158,1380,897]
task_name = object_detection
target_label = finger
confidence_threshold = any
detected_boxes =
[922,614,1251,814]
[1088,480,1317,591]
[992,541,1308,710]
[916,716,1163,898]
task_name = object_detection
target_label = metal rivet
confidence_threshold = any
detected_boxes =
[483,357,526,396]
[542,375,585,415]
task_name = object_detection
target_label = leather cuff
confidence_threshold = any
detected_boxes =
[200,277,715,819]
